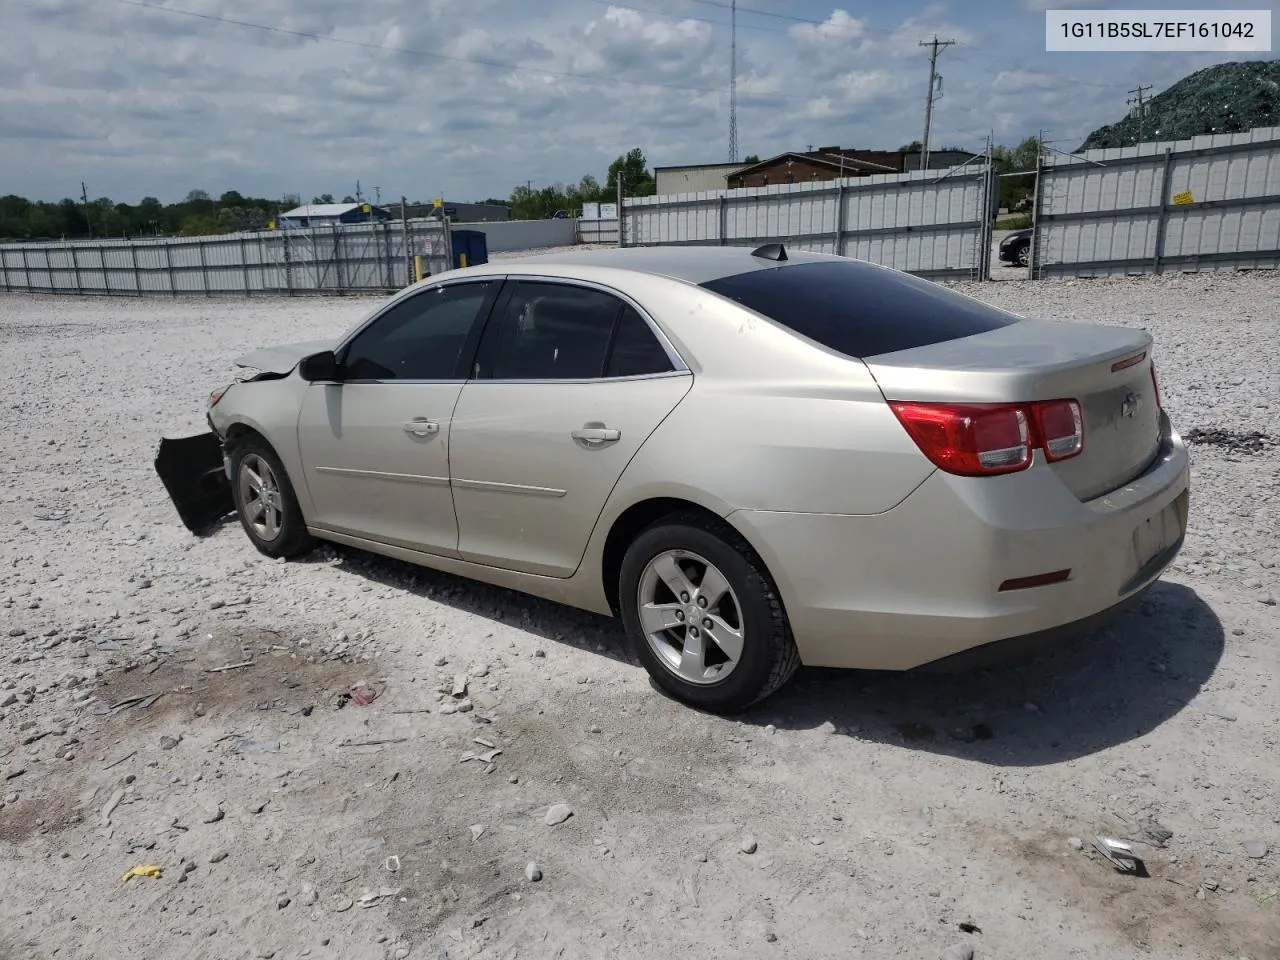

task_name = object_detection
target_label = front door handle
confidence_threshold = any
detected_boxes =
[572,425,621,445]
[402,418,440,437]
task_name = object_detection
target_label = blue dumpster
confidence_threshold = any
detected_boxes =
[450,229,489,268]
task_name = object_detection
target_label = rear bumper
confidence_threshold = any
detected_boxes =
[728,429,1190,671]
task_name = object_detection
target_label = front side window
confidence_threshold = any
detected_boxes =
[483,282,674,380]
[341,281,497,381]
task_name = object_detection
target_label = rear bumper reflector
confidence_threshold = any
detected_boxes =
[998,569,1072,592]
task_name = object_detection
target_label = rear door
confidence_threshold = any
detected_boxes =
[448,278,692,577]
[296,279,500,554]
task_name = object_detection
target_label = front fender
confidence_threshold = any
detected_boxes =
[210,377,314,517]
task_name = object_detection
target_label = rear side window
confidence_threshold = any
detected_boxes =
[699,260,1020,359]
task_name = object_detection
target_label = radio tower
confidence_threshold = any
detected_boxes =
[728,0,738,163]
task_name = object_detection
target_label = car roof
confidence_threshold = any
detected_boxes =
[491,244,844,286]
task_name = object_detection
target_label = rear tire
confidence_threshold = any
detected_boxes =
[229,436,317,559]
[619,511,799,714]
[1015,241,1030,268]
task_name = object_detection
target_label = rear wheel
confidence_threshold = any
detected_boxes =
[1015,241,1030,268]
[229,437,317,559]
[619,512,799,713]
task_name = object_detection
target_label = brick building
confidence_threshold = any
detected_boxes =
[726,146,977,189]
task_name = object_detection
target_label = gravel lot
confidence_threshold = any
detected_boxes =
[1,270,1278,960]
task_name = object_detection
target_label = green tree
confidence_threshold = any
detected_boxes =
[991,136,1043,211]
[741,154,760,164]
[179,214,224,237]
[311,193,335,204]
[604,148,655,198]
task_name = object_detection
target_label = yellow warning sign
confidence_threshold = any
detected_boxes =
[432,197,443,208]
[1172,190,1194,206]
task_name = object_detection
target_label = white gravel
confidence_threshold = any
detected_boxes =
[1,271,1278,960]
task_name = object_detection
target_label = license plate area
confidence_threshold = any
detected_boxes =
[1132,493,1187,571]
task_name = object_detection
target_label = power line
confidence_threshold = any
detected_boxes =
[107,0,780,98]
[583,0,793,35]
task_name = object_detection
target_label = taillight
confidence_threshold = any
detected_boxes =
[890,403,1031,476]
[209,384,232,407]
[1149,364,1162,410]
[891,399,1085,477]
[1034,399,1083,461]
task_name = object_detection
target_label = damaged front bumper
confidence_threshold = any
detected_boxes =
[154,429,234,534]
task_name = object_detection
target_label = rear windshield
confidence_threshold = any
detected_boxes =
[699,259,1020,359]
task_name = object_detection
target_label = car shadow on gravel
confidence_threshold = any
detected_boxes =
[311,544,632,664]
[744,581,1224,766]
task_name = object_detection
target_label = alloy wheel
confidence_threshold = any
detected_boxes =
[238,453,284,542]
[637,549,745,685]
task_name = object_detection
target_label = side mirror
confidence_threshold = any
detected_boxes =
[298,350,340,382]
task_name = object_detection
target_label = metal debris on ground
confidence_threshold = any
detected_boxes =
[1093,836,1144,874]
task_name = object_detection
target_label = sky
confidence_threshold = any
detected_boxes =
[2,0,1276,205]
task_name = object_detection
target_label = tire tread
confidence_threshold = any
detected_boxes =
[640,509,800,709]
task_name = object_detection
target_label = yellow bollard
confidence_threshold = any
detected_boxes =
[414,255,424,282]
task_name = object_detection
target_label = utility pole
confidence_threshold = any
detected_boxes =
[81,181,92,239]
[918,35,955,172]
[355,180,363,203]
[374,185,382,205]
[728,0,738,163]
[1127,84,1153,144]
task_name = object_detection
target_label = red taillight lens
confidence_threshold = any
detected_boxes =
[890,402,1031,477]
[892,398,1086,476]
[1034,399,1083,461]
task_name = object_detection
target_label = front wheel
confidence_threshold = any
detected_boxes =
[619,512,799,713]
[229,438,317,559]
[1015,242,1030,268]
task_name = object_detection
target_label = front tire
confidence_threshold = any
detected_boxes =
[619,512,799,713]
[1015,241,1030,268]
[229,437,317,559]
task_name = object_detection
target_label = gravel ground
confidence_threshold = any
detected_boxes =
[1,270,1278,960]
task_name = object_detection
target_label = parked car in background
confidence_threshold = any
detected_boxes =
[158,245,1189,713]
[999,228,1032,267]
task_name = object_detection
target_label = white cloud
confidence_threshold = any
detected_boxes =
[790,10,867,46]
[0,0,1246,203]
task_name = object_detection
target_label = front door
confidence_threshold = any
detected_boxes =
[449,279,692,577]
[297,278,500,555]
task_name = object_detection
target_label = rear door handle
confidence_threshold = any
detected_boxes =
[572,426,620,444]
[402,419,440,437]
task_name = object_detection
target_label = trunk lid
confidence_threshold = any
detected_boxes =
[864,319,1163,501]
